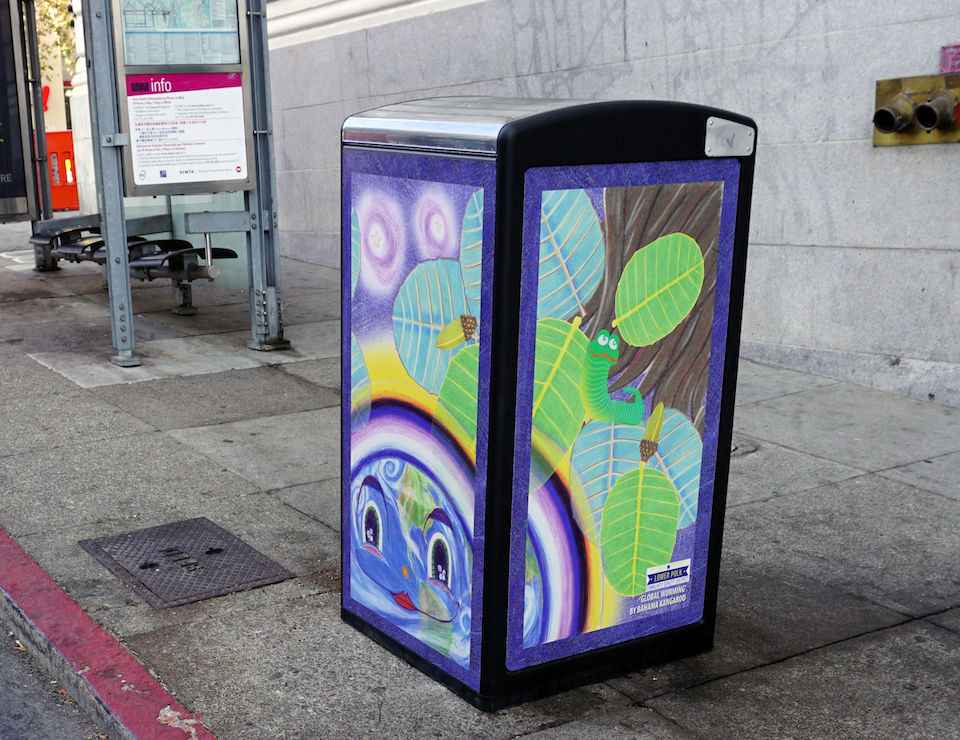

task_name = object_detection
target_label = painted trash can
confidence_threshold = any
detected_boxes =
[341,98,757,709]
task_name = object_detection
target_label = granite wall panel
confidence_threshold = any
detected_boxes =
[268,0,960,403]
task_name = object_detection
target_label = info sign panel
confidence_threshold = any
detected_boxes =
[112,0,254,196]
[125,73,248,187]
[0,0,37,220]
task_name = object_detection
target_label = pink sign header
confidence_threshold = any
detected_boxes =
[126,73,241,97]
[942,45,960,75]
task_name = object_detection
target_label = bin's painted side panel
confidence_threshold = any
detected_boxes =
[342,147,496,691]
[506,158,741,670]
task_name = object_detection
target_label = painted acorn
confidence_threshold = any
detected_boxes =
[435,314,479,350]
[639,439,659,462]
[639,402,665,463]
[460,314,478,341]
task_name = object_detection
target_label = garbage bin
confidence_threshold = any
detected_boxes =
[341,98,757,709]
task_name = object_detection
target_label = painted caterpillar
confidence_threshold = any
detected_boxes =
[579,330,645,426]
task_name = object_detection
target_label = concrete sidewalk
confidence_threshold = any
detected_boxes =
[0,220,958,739]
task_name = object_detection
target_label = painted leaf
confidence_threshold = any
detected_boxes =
[435,343,480,457]
[569,420,647,545]
[600,463,680,596]
[460,189,483,318]
[612,233,704,347]
[537,189,605,321]
[351,207,360,298]
[393,259,468,395]
[529,317,588,490]
[649,409,702,529]
[350,332,371,431]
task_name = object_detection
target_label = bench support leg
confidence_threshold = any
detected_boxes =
[32,243,60,272]
[171,280,197,316]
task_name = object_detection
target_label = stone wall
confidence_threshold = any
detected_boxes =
[270,0,960,405]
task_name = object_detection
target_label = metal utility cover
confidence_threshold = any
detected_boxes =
[80,518,294,609]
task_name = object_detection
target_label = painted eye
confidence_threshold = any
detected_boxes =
[363,502,382,550]
[428,532,451,587]
[597,333,609,347]
[609,336,619,351]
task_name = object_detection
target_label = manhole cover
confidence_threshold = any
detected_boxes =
[80,518,294,609]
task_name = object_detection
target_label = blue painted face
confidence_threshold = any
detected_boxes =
[352,459,470,625]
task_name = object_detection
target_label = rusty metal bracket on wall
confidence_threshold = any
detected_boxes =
[873,74,960,147]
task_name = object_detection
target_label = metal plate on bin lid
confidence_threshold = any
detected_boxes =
[79,518,294,609]
[342,96,593,155]
[705,116,755,157]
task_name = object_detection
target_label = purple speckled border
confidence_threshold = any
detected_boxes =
[341,147,496,691]
[506,159,741,670]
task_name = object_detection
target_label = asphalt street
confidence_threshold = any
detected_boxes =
[0,630,103,740]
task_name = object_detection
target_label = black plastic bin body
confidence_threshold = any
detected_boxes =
[340,98,757,709]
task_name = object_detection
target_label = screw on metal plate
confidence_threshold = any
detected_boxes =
[705,117,755,157]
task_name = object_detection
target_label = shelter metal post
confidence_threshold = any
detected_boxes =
[20,0,51,222]
[244,0,287,351]
[20,0,53,269]
[82,0,138,366]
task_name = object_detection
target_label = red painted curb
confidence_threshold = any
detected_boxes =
[0,526,217,740]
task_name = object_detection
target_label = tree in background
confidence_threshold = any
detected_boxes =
[34,0,76,76]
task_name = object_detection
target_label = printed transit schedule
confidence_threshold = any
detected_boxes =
[126,73,247,187]
[120,0,240,66]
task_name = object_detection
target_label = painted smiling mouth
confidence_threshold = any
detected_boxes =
[392,591,415,610]
[590,349,615,363]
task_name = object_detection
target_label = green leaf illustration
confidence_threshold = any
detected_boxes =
[537,189,605,321]
[600,463,680,596]
[351,207,360,298]
[529,317,588,491]
[569,420,647,545]
[460,189,483,318]
[393,259,468,395]
[612,233,704,347]
[350,332,371,431]
[649,409,703,529]
[435,343,480,457]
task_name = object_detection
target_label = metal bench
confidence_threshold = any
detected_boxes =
[29,213,237,315]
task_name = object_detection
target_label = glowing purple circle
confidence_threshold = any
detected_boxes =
[357,192,405,294]
[416,194,456,259]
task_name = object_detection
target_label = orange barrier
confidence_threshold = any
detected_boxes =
[46,130,79,211]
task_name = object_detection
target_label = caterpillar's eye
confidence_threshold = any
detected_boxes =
[597,333,609,347]
[428,532,451,587]
[609,336,619,352]
[363,502,383,550]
